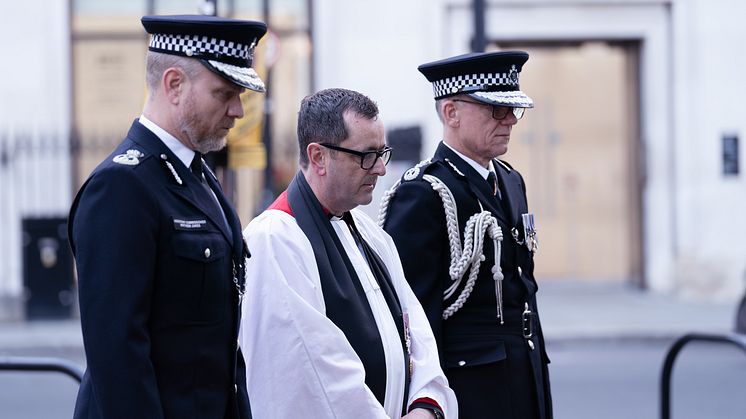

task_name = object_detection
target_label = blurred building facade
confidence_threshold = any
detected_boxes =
[1,0,744,320]
[315,0,746,300]
[0,1,72,319]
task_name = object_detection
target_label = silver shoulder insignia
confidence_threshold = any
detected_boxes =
[402,158,432,182]
[403,167,420,181]
[112,149,145,166]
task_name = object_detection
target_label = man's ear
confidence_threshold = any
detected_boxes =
[163,67,186,105]
[442,100,460,128]
[307,143,327,175]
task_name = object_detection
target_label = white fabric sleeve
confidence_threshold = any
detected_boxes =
[353,210,459,418]
[239,210,389,419]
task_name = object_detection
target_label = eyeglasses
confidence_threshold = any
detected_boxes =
[319,143,393,170]
[451,99,525,120]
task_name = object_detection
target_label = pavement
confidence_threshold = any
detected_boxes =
[538,280,738,342]
[0,281,741,357]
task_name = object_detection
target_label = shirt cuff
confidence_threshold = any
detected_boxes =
[409,397,444,419]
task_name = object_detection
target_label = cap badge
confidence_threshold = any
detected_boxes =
[508,65,519,85]
[248,38,257,60]
[113,149,145,166]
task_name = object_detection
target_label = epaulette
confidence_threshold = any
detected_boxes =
[112,149,146,166]
[401,158,435,182]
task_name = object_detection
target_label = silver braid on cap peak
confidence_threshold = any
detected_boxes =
[207,60,265,92]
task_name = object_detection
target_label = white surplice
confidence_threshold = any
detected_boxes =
[240,208,457,419]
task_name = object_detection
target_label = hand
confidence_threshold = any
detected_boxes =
[401,408,437,419]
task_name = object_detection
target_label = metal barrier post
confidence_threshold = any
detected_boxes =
[0,356,84,383]
[660,333,746,419]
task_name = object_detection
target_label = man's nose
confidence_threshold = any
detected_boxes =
[500,110,518,125]
[370,155,387,176]
[227,96,244,118]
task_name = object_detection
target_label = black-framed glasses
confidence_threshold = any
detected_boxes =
[319,143,393,170]
[452,99,525,120]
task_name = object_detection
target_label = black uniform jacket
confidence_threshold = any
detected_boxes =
[383,142,552,419]
[69,121,251,419]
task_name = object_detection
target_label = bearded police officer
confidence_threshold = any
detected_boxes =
[68,15,266,419]
[381,51,552,419]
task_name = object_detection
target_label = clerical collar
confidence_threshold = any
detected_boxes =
[139,115,195,168]
[443,142,496,180]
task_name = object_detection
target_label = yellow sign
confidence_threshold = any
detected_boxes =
[228,36,268,169]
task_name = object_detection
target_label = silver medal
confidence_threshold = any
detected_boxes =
[522,213,538,253]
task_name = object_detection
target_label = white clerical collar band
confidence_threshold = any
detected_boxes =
[431,65,520,98]
[149,33,256,67]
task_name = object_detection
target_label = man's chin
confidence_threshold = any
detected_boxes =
[197,136,228,154]
[361,191,375,205]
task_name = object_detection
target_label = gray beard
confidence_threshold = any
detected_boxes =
[179,121,228,154]
[194,135,227,154]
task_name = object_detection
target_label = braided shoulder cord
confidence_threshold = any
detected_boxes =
[379,169,505,321]
[378,159,431,227]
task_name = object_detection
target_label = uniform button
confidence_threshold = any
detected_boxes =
[528,340,535,350]
[204,248,211,258]
[518,266,523,276]
[160,154,167,160]
[234,384,238,393]
[458,360,466,366]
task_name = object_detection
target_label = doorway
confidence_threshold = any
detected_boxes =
[497,41,644,284]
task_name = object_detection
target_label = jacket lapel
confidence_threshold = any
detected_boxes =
[494,159,523,224]
[204,171,238,245]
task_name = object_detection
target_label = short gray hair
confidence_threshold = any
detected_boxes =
[145,51,203,93]
[435,99,446,123]
[296,88,379,168]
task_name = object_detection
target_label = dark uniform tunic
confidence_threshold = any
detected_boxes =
[69,120,252,419]
[383,142,552,419]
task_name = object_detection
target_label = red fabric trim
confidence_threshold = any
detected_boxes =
[268,190,293,216]
[267,189,334,218]
[411,397,442,413]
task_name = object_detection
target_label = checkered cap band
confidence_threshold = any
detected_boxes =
[431,65,520,99]
[149,33,253,66]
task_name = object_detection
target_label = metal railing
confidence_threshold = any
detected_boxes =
[660,332,746,419]
[0,356,83,383]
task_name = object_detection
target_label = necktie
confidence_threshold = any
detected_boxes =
[487,171,502,199]
[191,153,232,237]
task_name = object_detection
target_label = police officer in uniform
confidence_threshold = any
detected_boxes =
[68,15,266,419]
[381,51,552,419]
